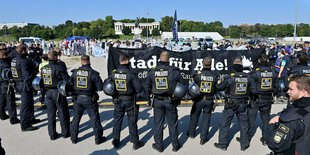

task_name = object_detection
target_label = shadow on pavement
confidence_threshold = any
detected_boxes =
[89,149,119,155]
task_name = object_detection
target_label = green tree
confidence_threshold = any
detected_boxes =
[105,28,115,37]
[160,16,173,31]
[122,27,132,35]
[228,25,240,38]
[141,28,149,37]
[152,28,160,36]
[139,17,155,23]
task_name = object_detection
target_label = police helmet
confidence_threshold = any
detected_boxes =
[32,76,43,91]
[57,80,71,96]
[188,82,201,98]
[1,68,12,80]
[103,79,115,96]
[173,83,188,99]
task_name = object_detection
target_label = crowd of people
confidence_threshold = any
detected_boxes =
[0,39,310,154]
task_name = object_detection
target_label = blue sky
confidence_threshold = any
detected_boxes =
[1,0,309,27]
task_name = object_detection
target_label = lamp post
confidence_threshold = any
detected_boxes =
[146,12,149,41]
[293,0,298,47]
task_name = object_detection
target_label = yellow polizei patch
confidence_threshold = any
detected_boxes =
[279,124,290,133]
[273,131,284,143]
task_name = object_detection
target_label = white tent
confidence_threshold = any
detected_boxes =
[283,37,310,42]
[161,32,224,41]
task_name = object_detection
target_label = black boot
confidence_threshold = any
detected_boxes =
[133,141,144,150]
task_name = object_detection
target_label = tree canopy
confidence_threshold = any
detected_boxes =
[1,15,310,41]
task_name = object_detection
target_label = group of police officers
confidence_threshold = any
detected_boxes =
[0,43,310,154]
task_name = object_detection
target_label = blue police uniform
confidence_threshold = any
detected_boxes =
[188,68,218,144]
[145,61,185,152]
[41,60,70,139]
[215,64,257,150]
[0,58,18,123]
[108,64,144,149]
[12,54,39,130]
[266,97,310,155]
[70,64,105,144]
[248,65,278,144]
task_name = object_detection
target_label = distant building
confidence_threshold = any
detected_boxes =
[161,32,224,41]
[114,21,160,35]
[0,23,39,29]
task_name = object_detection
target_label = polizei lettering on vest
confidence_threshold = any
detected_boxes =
[303,70,310,74]
[261,72,273,77]
[235,77,248,82]
[77,70,88,76]
[201,75,214,81]
[155,71,168,77]
[114,73,127,79]
[42,68,52,74]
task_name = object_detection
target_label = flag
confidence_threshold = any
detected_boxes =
[172,10,178,42]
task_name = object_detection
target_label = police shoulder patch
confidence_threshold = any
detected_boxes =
[274,131,284,143]
[278,123,290,133]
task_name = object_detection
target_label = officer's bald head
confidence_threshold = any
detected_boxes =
[81,55,90,65]
[233,58,242,65]
[203,57,212,68]
[160,51,170,62]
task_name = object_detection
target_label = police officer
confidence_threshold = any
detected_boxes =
[268,44,278,67]
[187,57,218,145]
[12,45,40,131]
[70,55,106,144]
[214,58,257,151]
[145,51,185,152]
[41,50,70,140]
[286,52,310,91]
[266,75,310,154]
[246,54,278,145]
[0,49,19,124]
[107,54,144,150]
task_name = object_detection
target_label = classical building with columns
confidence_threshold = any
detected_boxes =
[114,21,160,35]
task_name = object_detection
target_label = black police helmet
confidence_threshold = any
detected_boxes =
[1,68,12,80]
[188,82,201,98]
[173,83,188,99]
[103,79,115,96]
[32,76,43,91]
[57,80,70,96]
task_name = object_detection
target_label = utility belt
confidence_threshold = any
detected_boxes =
[76,93,99,102]
[225,98,247,110]
[154,95,171,100]
[46,88,58,92]
[118,95,134,101]
[197,95,214,102]
[258,94,272,99]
